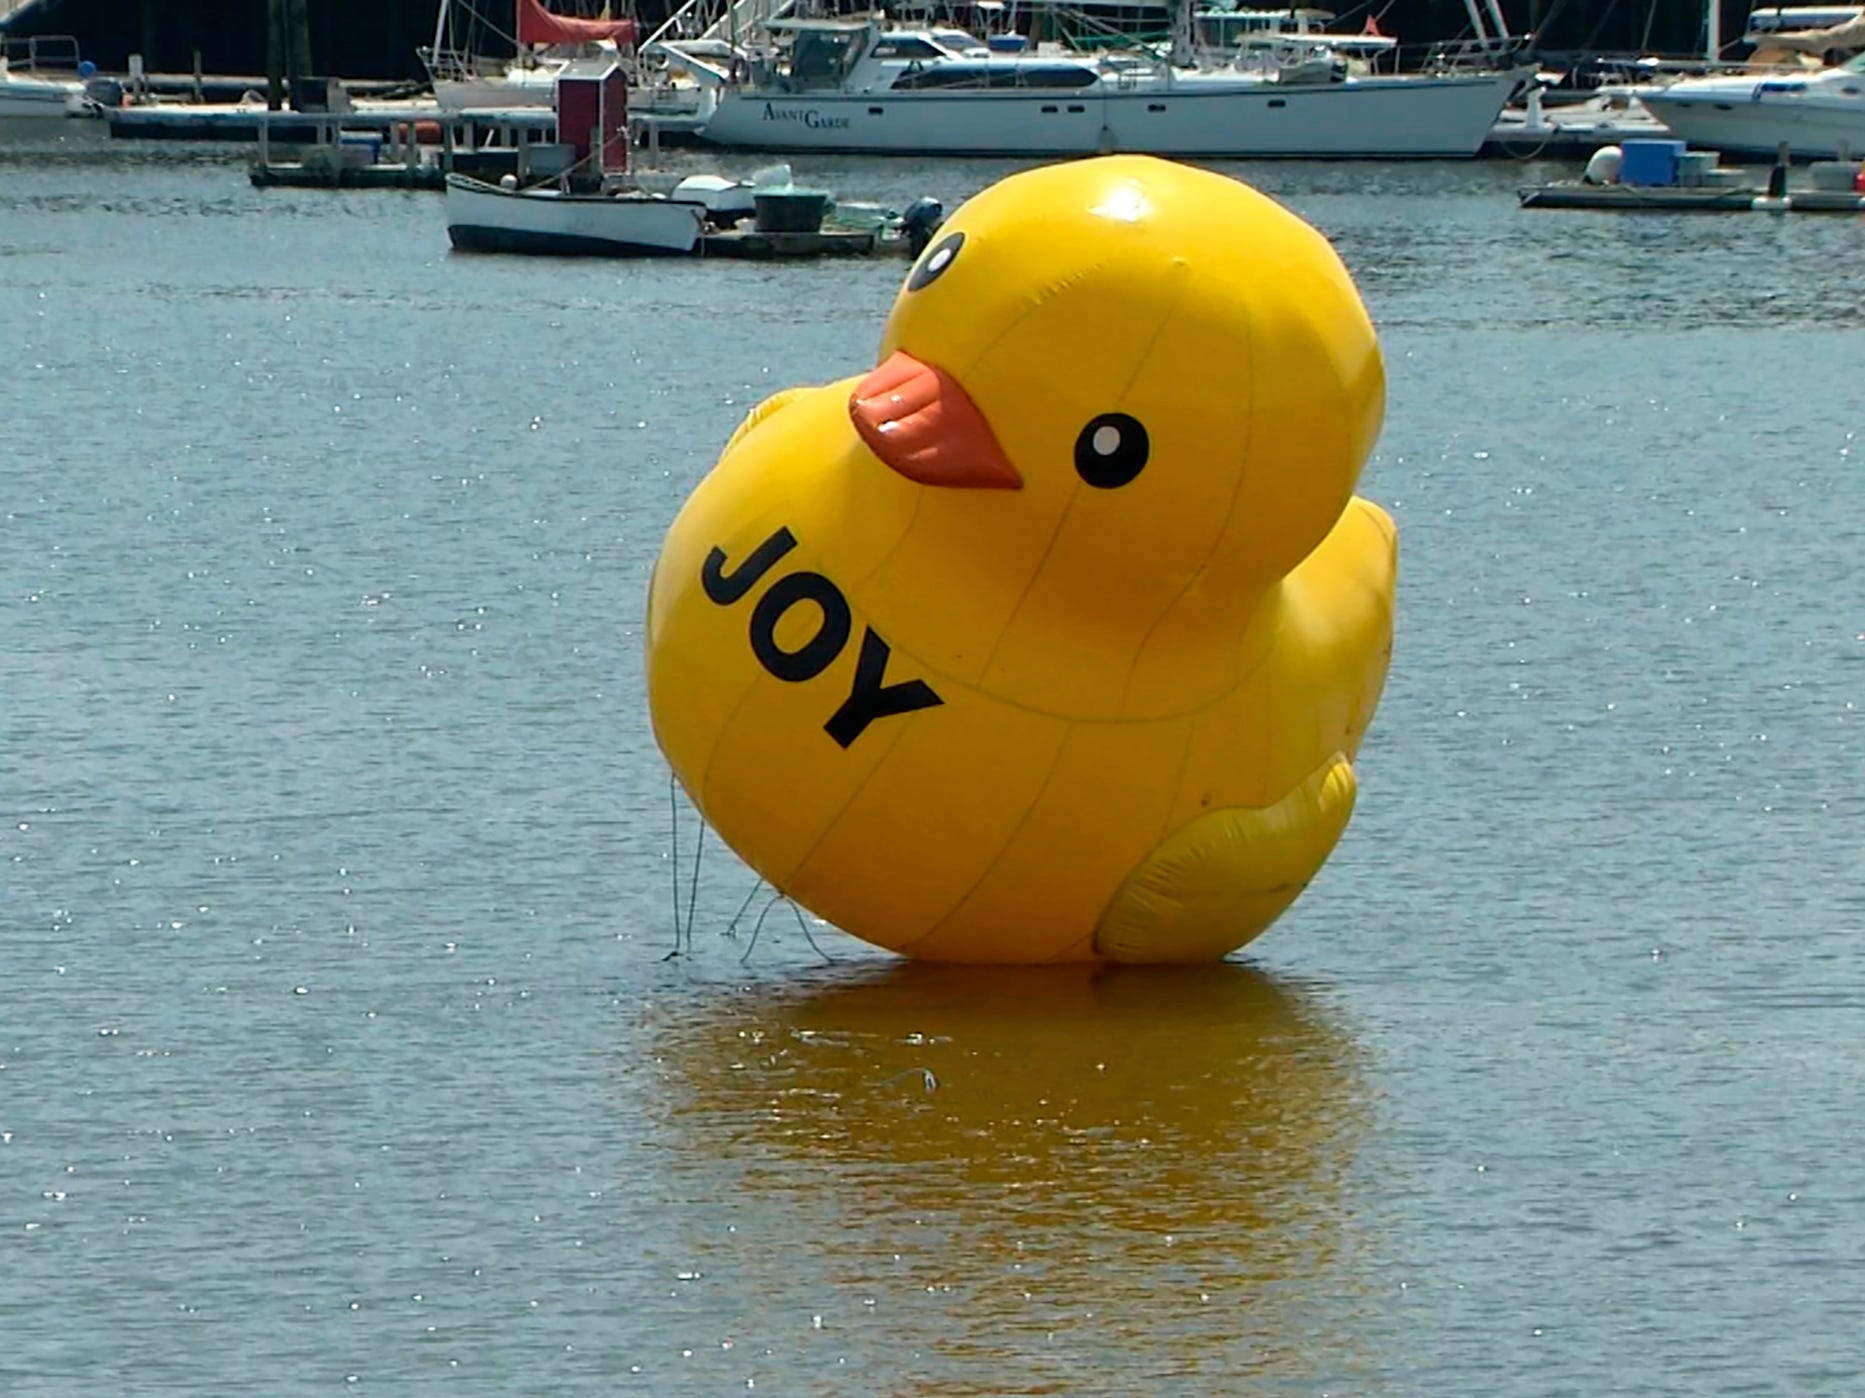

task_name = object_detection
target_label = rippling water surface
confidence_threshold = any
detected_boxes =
[3,120,1863,1392]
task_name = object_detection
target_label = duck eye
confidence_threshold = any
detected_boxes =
[907,231,964,291]
[1074,413,1149,488]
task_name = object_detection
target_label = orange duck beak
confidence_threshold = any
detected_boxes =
[848,351,1022,490]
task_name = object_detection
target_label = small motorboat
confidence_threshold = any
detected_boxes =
[444,171,710,256]
[441,61,943,260]
[0,38,91,118]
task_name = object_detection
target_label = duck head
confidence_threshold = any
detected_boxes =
[842,156,1385,714]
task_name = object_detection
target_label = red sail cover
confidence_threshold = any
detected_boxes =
[517,0,637,47]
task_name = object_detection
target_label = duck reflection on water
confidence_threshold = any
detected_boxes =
[631,958,1381,1385]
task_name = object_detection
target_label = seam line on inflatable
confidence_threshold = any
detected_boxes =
[765,712,917,892]
[1117,271,1256,718]
[891,722,1078,955]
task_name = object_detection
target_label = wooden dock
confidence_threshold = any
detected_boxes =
[104,98,700,146]
[107,101,556,142]
[245,110,547,190]
[699,226,914,259]
[1519,184,1865,212]
[250,160,446,189]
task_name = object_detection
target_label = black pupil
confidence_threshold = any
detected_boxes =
[907,231,964,291]
[1074,413,1149,488]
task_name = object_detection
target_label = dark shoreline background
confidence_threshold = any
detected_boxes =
[2,0,1755,85]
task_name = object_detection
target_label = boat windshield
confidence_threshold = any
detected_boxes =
[1845,48,1865,69]
[871,35,950,60]
[889,61,1100,89]
[1201,13,1295,41]
[927,28,990,55]
[788,29,861,87]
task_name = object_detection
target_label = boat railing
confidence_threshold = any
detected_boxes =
[418,45,497,83]
[1043,7,1181,68]
[1498,45,1824,93]
[645,0,792,48]
[643,0,715,46]
[710,0,795,46]
[2,32,81,72]
[1044,3,1173,59]
[1416,33,1535,74]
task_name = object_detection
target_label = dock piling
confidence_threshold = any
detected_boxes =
[1768,143,1790,199]
[265,0,284,110]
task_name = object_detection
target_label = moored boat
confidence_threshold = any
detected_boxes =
[441,56,936,258]
[1518,134,1865,209]
[443,56,708,254]
[659,16,1528,159]
[446,172,711,253]
[1638,50,1865,158]
[0,36,90,118]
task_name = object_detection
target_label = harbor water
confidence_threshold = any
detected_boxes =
[3,121,1863,1392]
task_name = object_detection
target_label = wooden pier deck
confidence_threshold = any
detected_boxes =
[1521,183,1865,211]
[698,227,914,259]
[105,98,701,146]
[250,159,447,189]
[107,101,556,142]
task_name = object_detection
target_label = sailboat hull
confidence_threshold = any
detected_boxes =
[694,69,1527,158]
[432,71,561,112]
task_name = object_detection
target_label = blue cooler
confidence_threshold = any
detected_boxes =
[1619,139,1686,187]
[753,189,830,233]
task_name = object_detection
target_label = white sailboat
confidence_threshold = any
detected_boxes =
[658,13,1529,159]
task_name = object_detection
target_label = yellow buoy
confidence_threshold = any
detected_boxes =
[647,155,1396,964]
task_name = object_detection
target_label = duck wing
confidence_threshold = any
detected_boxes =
[720,385,815,458]
[1093,753,1356,964]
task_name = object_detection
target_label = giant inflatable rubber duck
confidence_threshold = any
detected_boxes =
[646,155,1395,964]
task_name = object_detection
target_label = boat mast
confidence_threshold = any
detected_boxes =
[1486,0,1511,44]
[1704,0,1721,60]
[1169,0,1194,66]
[1461,0,1489,49]
[1459,0,1512,58]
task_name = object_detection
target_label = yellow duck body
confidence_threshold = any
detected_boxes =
[647,155,1396,964]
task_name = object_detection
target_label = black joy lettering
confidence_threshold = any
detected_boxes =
[702,527,944,748]
[749,571,850,681]
[824,630,941,749]
[702,527,796,604]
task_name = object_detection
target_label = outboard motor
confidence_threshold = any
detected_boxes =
[899,197,945,258]
[83,74,125,109]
